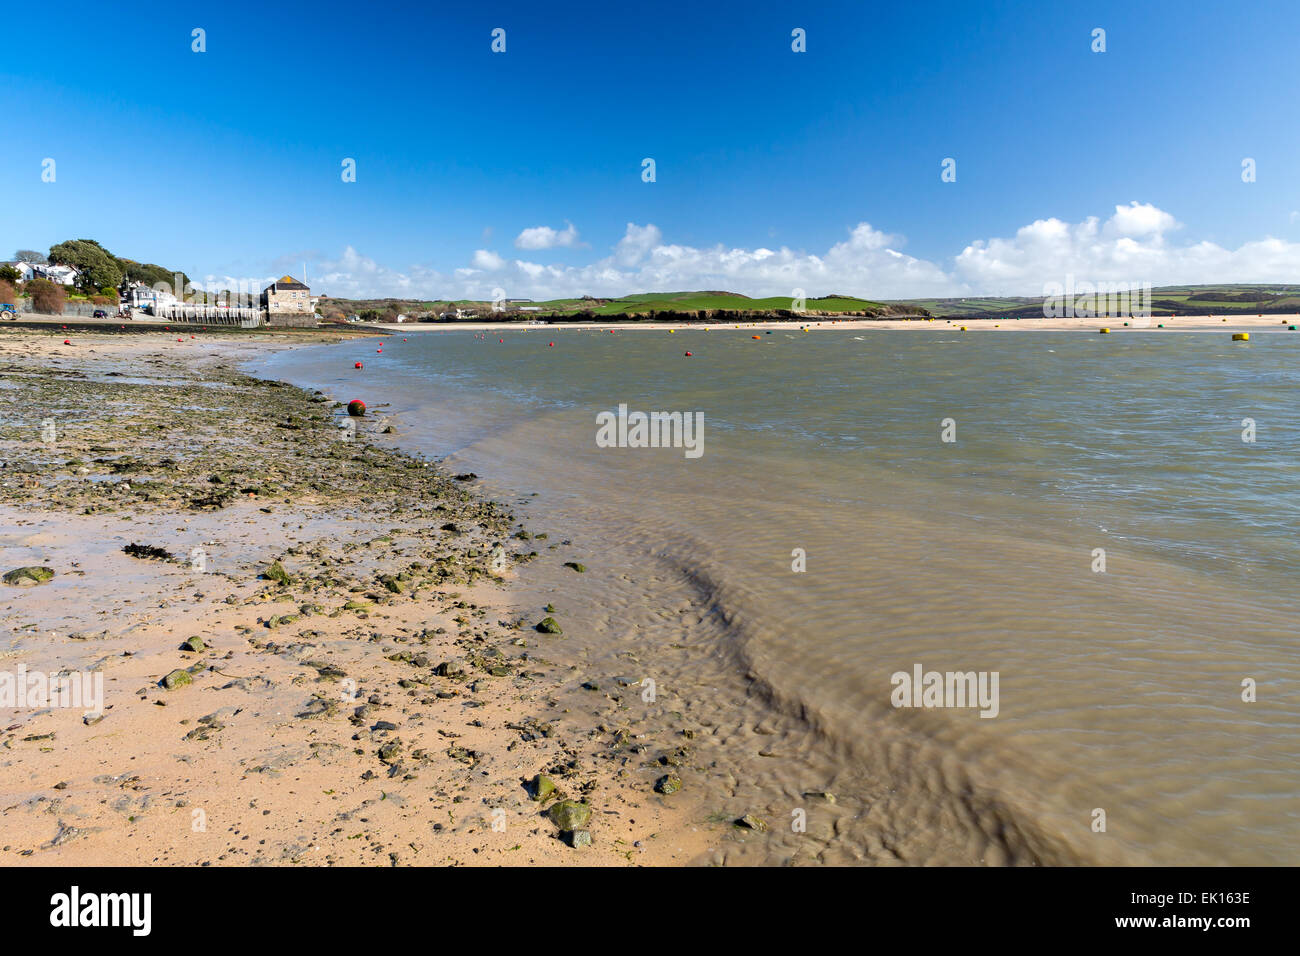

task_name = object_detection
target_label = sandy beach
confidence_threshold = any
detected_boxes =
[5,318,1299,869]
[0,329,717,866]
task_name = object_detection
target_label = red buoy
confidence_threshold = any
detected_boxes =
[376,348,382,353]
[347,399,366,417]
[548,342,554,347]
[355,361,363,369]
[684,351,692,356]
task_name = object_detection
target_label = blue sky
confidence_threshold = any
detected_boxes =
[4,0,1298,300]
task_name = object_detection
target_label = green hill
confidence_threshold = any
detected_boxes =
[320,283,1300,325]
[324,290,914,322]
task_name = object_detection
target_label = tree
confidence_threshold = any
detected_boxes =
[14,249,47,265]
[0,265,19,284]
[27,277,65,314]
[120,259,188,293]
[48,239,124,293]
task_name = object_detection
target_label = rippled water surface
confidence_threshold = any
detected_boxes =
[253,327,1300,865]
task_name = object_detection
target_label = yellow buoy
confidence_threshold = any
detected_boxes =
[1232,332,1250,341]
[1100,328,1110,334]
[959,326,967,331]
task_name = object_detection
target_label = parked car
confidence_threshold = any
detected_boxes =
[92,309,109,318]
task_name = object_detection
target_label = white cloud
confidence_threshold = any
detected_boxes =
[198,245,446,301]
[954,202,1300,292]
[471,249,506,271]
[1106,200,1179,238]
[254,203,1300,301]
[514,222,582,250]
[613,222,662,265]
[424,222,959,301]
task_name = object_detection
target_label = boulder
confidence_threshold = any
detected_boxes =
[161,669,192,690]
[3,566,54,586]
[548,799,591,831]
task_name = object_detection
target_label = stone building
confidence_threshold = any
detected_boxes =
[261,275,317,327]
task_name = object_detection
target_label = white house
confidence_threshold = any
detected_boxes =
[4,262,35,281]
[125,282,178,312]
[33,263,80,286]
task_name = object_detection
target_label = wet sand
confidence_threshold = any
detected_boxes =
[0,330,724,866]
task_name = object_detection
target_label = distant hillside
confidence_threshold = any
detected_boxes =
[896,284,1300,319]
[319,290,923,323]
[531,291,907,317]
[319,283,1300,325]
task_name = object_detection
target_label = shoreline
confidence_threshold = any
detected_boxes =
[8,321,1296,867]
[0,331,714,866]
[364,312,1300,333]
[247,331,1112,867]
[249,323,1300,867]
[8,310,1298,337]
